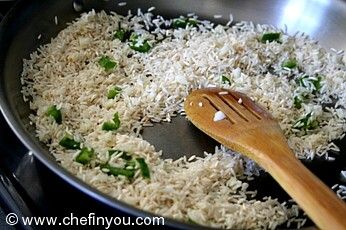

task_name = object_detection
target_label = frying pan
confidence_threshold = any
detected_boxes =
[0,0,346,229]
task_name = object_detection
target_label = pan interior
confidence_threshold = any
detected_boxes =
[142,115,219,159]
[1,0,346,229]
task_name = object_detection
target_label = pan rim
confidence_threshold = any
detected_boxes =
[2,0,345,229]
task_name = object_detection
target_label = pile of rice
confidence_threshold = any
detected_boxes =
[21,9,346,229]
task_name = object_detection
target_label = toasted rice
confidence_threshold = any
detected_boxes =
[21,10,346,229]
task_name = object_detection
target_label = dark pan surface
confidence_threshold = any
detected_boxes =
[0,0,346,229]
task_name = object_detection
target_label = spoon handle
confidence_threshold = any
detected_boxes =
[261,145,346,230]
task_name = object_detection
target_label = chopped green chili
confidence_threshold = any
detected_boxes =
[293,96,303,109]
[173,18,187,28]
[221,75,231,85]
[101,164,135,178]
[102,121,118,131]
[282,58,297,69]
[46,105,62,124]
[75,147,94,165]
[292,113,319,130]
[260,32,281,43]
[108,149,119,157]
[108,150,132,160]
[136,158,150,179]
[298,75,323,93]
[172,18,198,29]
[107,86,122,99]
[188,218,198,225]
[120,152,132,161]
[113,28,131,42]
[312,75,322,92]
[98,56,117,71]
[129,40,151,53]
[128,34,151,53]
[102,112,121,131]
[293,94,309,109]
[129,33,138,43]
[298,75,307,87]
[112,112,121,128]
[186,19,198,27]
[59,135,80,149]
[125,159,136,168]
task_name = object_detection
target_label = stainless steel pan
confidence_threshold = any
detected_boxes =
[1,0,346,229]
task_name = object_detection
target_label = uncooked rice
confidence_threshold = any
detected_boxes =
[333,184,346,200]
[118,2,127,7]
[213,14,223,19]
[21,9,346,229]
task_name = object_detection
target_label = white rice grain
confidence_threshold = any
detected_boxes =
[214,111,226,121]
[213,14,223,19]
[118,2,127,6]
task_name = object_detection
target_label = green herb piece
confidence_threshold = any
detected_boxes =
[292,113,319,131]
[75,147,94,165]
[128,33,151,53]
[312,75,322,92]
[120,152,132,161]
[221,75,231,85]
[282,58,297,69]
[102,112,121,131]
[59,135,80,150]
[298,75,322,93]
[129,33,138,42]
[107,86,122,99]
[293,96,303,109]
[108,150,132,160]
[172,18,197,29]
[125,159,136,168]
[293,94,309,109]
[187,19,198,27]
[112,112,121,128]
[260,32,281,43]
[298,75,307,87]
[46,105,62,124]
[136,157,150,179]
[101,164,135,178]
[129,40,151,53]
[108,149,119,157]
[173,18,187,28]
[98,56,117,71]
[188,218,198,225]
[113,28,131,42]
[102,121,118,131]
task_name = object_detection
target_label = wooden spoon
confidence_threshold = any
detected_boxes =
[184,88,346,230]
